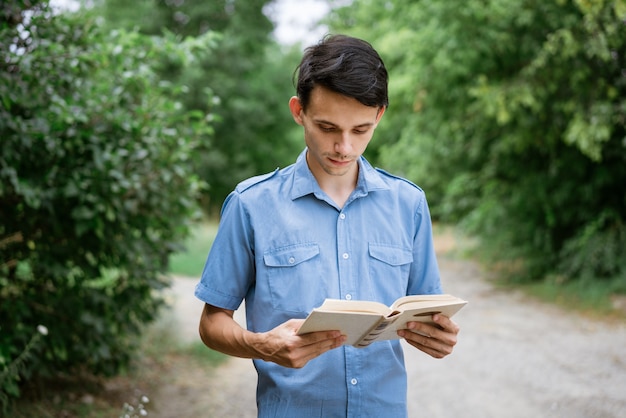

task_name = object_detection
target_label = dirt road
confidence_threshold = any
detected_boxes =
[156,244,626,417]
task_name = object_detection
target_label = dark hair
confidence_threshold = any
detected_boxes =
[293,34,389,111]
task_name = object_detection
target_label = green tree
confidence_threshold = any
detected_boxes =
[0,0,216,406]
[330,0,626,284]
[98,0,303,211]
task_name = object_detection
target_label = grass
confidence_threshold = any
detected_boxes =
[521,276,626,321]
[8,318,227,418]
[168,221,218,277]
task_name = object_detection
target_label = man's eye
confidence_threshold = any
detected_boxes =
[353,130,367,135]
[320,126,335,132]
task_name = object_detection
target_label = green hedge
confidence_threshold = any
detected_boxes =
[0,1,216,408]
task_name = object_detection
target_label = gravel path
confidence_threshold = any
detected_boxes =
[156,244,626,418]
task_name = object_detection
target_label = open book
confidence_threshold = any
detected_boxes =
[297,294,467,348]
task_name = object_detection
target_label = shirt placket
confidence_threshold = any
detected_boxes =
[336,207,362,417]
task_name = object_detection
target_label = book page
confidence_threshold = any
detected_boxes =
[296,310,384,346]
[316,299,391,315]
[390,294,464,311]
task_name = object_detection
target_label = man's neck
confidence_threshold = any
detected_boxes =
[309,158,359,208]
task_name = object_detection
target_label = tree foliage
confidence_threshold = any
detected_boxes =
[330,0,626,284]
[97,0,304,210]
[0,0,215,406]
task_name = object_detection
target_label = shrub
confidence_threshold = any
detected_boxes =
[0,1,216,407]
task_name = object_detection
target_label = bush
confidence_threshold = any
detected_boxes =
[558,211,626,286]
[0,1,216,408]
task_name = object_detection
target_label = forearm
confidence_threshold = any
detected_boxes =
[199,303,267,360]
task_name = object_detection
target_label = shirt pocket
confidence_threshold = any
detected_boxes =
[368,243,413,300]
[263,243,324,314]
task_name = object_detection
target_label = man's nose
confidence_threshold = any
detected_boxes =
[334,132,352,155]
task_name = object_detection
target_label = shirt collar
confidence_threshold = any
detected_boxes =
[290,148,390,201]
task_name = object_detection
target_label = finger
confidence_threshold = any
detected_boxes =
[407,340,450,359]
[294,331,345,355]
[308,334,345,353]
[431,314,460,334]
[297,329,343,344]
[399,330,453,359]
[292,334,346,367]
[406,317,459,343]
[405,321,443,339]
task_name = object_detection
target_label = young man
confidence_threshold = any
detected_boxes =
[195,34,459,417]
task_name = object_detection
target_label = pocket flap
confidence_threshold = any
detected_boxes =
[368,244,413,266]
[264,244,320,267]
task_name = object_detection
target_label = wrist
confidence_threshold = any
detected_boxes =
[242,330,272,361]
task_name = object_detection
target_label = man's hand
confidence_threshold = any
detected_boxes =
[254,319,346,368]
[199,304,345,369]
[397,314,459,359]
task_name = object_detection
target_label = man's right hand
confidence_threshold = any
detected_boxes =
[252,319,346,368]
[199,304,345,369]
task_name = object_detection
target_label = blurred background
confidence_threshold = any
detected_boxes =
[1,0,625,416]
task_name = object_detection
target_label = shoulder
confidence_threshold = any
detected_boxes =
[372,168,433,221]
[374,167,424,193]
[220,165,295,221]
[234,168,280,193]
[220,168,283,217]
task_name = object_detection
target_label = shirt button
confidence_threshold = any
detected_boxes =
[342,253,349,259]
[351,378,358,385]
[339,213,346,219]
[288,257,295,264]
[345,294,352,300]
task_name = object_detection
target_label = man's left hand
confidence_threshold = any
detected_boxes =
[397,314,459,359]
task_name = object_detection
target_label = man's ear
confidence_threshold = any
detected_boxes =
[289,96,304,126]
[375,106,386,125]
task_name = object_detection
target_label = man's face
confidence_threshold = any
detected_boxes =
[289,86,385,179]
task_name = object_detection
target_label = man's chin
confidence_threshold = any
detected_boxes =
[323,166,353,177]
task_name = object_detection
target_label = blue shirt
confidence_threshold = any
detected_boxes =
[195,149,442,418]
